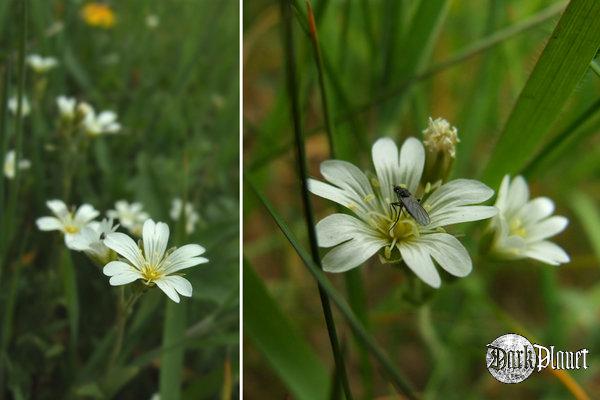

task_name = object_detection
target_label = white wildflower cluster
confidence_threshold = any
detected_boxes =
[310,117,570,288]
[36,199,207,303]
[27,54,59,74]
[56,95,122,136]
[3,150,30,180]
[170,198,200,234]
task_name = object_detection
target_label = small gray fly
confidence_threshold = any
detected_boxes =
[389,186,430,231]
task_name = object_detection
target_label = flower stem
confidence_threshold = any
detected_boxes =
[280,1,353,398]
[107,286,143,370]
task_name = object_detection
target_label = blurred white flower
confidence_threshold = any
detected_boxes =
[103,219,208,303]
[490,175,569,266]
[70,218,118,264]
[422,117,459,158]
[36,200,100,248]
[81,104,121,136]
[170,198,200,234]
[8,96,30,117]
[26,54,58,73]
[3,150,30,179]
[107,200,149,236]
[309,137,497,288]
[56,96,77,120]
[145,14,160,29]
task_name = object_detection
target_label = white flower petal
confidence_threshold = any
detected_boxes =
[143,219,170,266]
[371,137,399,202]
[36,217,63,231]
[320,160,374,204]
[518,197,555,225]
[162,244,208,274]
[109,272,141,286]
[494,175,510,213]
[524,240,570,265]
[104,232,145,269]
[75,204,99,223]
[428,205,498,228]
[506,176,529,212]
[398,137,425,193]
[160,275,193,297]
[426,179,494,210]
[322,236,385,273]
[47,199,69,219]
[156,279,181,303]
[398,242,441,288]
[418,233,472,277]
[103,260,136,276]
[308,179,358,210]
[316,213,376,247]
[526,216,568,242]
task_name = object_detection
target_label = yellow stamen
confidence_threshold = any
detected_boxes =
[64,225,79,234]
[510,218,527,238]
[141,264,162,283]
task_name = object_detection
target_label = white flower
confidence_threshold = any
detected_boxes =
[3,150,30,179]
[81,104,121,136]
[309,137,498,288]
[170,198,200,234]
[8,96,30,117]
[107,200,149,236]
[145,14,160,29]
[26,54,58,73]
[103,219,208,303]
[36,200,100,248]
[422,117,459,158]
[70,218,118,264]
[56,96,77,120]
[490,175,569,266]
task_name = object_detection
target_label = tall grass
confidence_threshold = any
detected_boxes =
[0,1,239,398]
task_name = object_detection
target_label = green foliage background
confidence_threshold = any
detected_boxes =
[244,0,600,398]
[0,0,239,399]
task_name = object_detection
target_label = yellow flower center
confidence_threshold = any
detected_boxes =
[64,224,80,234]
[141,263,162,283]
[509,218,527,238]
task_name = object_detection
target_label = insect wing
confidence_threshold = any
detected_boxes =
[400,195,430,225]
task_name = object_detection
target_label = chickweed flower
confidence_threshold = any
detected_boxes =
[170,198,200,234]
[36,200,100,248]
[103,219,208,303]
[3,150,30,179]
[26,54,58,73]
[70,218,118,265]
[422,117,459,183]
[107,200,149,236]
[489,175,569,266]
[309,137,497,288]
[81,3,116,29]
[56,96,77,121]
[8,96,30,117]
[82,105,121,136]
[145,14,160,29]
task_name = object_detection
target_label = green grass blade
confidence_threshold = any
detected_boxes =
[159,301,186,400]
[280,0,353,397]
[247,178,419,399]
[571,192,600,262]
[482,0,600,186]
[244,260,330,400]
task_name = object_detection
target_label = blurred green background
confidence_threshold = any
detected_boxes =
[244,0,600,398]
[0,0,239,399]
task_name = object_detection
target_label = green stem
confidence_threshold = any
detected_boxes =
[107,287,143,370]
[280,1,353,398]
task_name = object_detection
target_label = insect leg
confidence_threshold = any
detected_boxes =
[388,202,403,233]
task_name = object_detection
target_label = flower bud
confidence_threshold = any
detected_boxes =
[422,117,459,183]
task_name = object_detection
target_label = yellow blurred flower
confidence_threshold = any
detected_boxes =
[81,3,116,28]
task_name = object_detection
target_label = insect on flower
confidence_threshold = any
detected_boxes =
[390,185,430,231]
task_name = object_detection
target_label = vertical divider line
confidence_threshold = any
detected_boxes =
[280,0,353,398]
